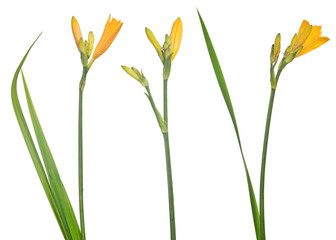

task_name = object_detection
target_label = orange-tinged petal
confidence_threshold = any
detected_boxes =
[170,17,183,61]
[71,16,83,49]
[298,20,310,36]
[296,36,329,57]
[304,25,322,44]
[92,15,123,59]
[294,24,312,50]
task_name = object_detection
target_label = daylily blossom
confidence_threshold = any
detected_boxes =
[71,15,122,63]
[92,15,123,60]
[294,20,329,58]
[170,18,183,60]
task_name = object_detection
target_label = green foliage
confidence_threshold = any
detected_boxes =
[11,35,80,240]
[197,10,261,240]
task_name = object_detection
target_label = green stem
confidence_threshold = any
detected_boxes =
[163,78,176,240]
[164,79,168,123]
[163,132,176,240]
[259,88,276,240]
[78,67,88,240]
[259,63,286,240]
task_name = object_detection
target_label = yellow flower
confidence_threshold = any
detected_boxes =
[71,16,83,49]
[92,15,123,60]
[170,17,183,61]
[294,20,329,58]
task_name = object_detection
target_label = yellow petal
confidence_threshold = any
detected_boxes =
[294,24,312,50]
[304,25,322,44]
[298,20,310,36]
[296,36,329,57]
[170,17,183,61]
[71,16,83,49]
[92,15,123,59]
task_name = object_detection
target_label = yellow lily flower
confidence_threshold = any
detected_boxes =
[170,17,183,60]
[294,20,329,58]
[92,15,123,60]
[71,17,83,49]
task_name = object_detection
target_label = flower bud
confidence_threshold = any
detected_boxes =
[79,38,88,66]
[170,17,182,61]
[87,31,94,58]
[272,33,281,63]
[145,27,164,63]
[163,34,172,61]
[122,66,148,87]
[71,16,82,49]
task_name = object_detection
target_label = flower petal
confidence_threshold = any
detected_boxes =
[304,25,322,44]
[298,20,310,36]
[296,36,329,57]
[294,24,312,50]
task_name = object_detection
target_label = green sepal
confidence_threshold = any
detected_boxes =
[163,54,172,80]
[270,64,276,89]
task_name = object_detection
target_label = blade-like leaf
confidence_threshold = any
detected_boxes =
[11,35,80,240]
[197,10,261,240]
[22,72,80,240]
[11,34,70,239]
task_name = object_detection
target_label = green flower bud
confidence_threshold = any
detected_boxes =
[87,31,94,58]
[272,33,281,63]
[122,65,148,87]
[79,38,88,66]
[145,27,164,63]
[163,34,172,60]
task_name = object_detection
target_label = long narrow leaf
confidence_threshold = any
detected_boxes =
[197,10,261,240]
[11,34,70,239]
[22,72,81,240]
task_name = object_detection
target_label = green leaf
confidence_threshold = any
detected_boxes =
[11,34,80,240]
[22,72,81,240]
[197,10,261,240]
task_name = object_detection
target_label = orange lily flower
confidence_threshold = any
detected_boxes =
[92,15,123,60]
[294,20,329,58]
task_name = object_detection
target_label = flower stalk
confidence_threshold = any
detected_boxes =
[72,15,122,240]
[122,17,182,240]
[259,20,328,240]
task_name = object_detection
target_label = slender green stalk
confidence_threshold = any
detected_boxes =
[164,79,168,123]
[259,88,276,240]
[163,132,176,240]
[163,78,176,240]
[78,67,88,240]
[146,82,176,240]
[259,65,285,240]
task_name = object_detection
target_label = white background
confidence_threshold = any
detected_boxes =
[1,0,336,239]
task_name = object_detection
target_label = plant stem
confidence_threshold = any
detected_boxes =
[259,88,276,240]
[163,78,176,240]
[259,63,285,240]
[163,132,176,240]
[164,79,168,123]
[78,67,88,240]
